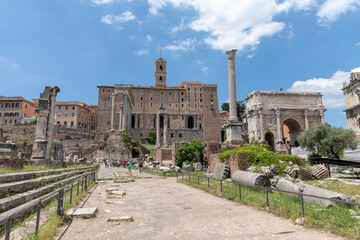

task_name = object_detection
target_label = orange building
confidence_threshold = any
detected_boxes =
[55,101,97,130]
[0,96,37,126]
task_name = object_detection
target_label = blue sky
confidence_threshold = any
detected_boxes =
[0,0,360,128]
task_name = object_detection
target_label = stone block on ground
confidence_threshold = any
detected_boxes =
[66,208,98,218]
[312,164,329,180]
[213,163,230,179]
[298,167,313,181]
[231,170,271,188]
[283,166,297,178]
[275,179,301,198]
[297,183,355,208]
[193,162,202,172]
[260,166,274,178]
[107,216,133,222]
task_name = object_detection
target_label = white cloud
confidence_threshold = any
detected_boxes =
[247,53,255,58]
[91,0,113,6]
[0,56,20,69]
[317,0,360,24]
[165,38,196,51]
[148,0,316,51]
[134,49,150,56]
[352,67,360,72]
[288,70,350,108]
[171,18,185,33]
[193,60,202,65]
[201,66,209,72]
[146,34,152,42]
[356,41,360,46]
[101,11,136,25]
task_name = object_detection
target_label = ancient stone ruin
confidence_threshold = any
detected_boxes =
[31,86,61,165]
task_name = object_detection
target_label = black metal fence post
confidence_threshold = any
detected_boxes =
[85,176,88,191]
[197,176,200,184]
[81,178,84,192]
[238,184,242,201]
[300,192,305,217]
[188,174,191,185]
[176,171,178,181]
[220,180,222,193]
[70,183,73,205]
[5,218,11,240]
[35,201,41,235]
[207,177,210,190]
[77,179,80,196]
[266,189,269,209]
[57,189,64,216]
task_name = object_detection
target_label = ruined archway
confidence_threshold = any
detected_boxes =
[282,118,302,147]
[264,132,275,152]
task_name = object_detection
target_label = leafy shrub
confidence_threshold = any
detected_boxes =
[146,132,156,145]
[219,142,304,174]
[122,130,133,150]
[307,152,322,166]
[174,140,203,167]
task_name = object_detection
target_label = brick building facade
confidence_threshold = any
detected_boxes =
[55,101,97,130]
[97,57,221,145]
[0,96,37,126]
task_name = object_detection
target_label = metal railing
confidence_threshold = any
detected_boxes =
[0,167,98,240]
[176,172,360,217]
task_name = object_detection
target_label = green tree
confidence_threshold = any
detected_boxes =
[122,130,133,150]
[146,132,156,145]
[221,101,245,121]
[174,140,204,167]
[298,123,357,159]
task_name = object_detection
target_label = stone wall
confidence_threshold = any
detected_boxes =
[1,126,36,135]
[209,154,220,173]
[0,159,24,169]
[56,127,97,139]
[130,128,203,145]
[156,148,172,165]
[204,141,221,162]
[0,128,6,143]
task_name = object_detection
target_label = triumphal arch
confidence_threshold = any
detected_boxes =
[245,91,325,153]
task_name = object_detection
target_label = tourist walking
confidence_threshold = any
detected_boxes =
[128,160,132,174]
[138,160,143,173]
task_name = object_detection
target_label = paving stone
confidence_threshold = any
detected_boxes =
[66,208,98,218]
[107,216,133,222]
[106,200,125,204]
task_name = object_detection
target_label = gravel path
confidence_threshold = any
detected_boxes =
[97,166,160,180]
[56,168,342,240]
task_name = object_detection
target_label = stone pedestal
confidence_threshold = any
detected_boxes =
[31,139,48,160]
[54,141,64,161]
[225,121,243,144]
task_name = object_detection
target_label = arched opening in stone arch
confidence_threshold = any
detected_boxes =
[282,118,302,147]
[159,65,163,72]
[187,116,194,129]
[264,132,275,152]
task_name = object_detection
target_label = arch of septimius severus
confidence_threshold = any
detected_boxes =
[245,91,325,153]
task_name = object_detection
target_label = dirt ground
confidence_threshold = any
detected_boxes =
[55,174,342,240]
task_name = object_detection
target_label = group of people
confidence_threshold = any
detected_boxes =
[103,158,143,173]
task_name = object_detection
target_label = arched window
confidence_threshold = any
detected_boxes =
[159,76,163,83]
[159,65,163,72]
[187,116,194,129]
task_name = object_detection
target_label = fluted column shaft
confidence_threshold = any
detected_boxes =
[226,49,238,121]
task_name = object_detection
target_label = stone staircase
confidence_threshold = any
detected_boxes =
[0,166,97,235]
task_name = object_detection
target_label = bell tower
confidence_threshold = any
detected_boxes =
[155,56,167,87]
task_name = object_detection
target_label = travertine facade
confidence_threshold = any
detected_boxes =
[342,68,360,138]
[97,57,221,145]
[0,97,37,126]
[246,91,325,153]
[55,101,97,130]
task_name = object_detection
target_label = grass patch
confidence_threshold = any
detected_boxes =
[140,168,180,177]
[178,175,360,239]
[22,177,96,240]
[141,144,156,149]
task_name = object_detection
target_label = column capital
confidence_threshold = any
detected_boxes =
[226,49,237,60]
[275,108,281,116]
[303,108,309,115]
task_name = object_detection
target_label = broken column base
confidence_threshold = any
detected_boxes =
[225,121,244,144]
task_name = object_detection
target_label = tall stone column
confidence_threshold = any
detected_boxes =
[135,114,139,128]
[226,49,238,122]
[259,110,264,142]
[163,114,168,147]
[111,93,117,130]
[276,109,282,141]
[45,87,59,161]
[304,109,309,129]
[122,99,128,130]
[119,106,123,131]
[156,114,161,148]
[319,109,325,124]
